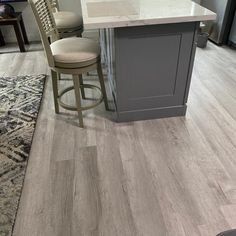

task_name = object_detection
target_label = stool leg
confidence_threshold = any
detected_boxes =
[77,28,83,37]
[79,74,86,99]
[13,22,25,52]
[97,62,109,110]
[0,29,6,46]
[57,72,62,81]
[72,75,84,128]
[19,16,29,44]
[51,70,59,114]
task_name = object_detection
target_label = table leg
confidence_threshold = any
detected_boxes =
[0,29,6,46]
[19,16,29,44]
[13,21,25,52]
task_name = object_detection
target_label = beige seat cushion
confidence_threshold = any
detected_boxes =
[50,37,100,69]
[53,11,83,29]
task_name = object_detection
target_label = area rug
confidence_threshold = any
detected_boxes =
[0,74,46,236]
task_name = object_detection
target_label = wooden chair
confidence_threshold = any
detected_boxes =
[49,0,83,37]
[29,0,109,128]
[0,12,29,52]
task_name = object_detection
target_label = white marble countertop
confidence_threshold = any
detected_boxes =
[81,0,216,29]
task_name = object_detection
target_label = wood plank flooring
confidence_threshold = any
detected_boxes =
[0,42,236,236]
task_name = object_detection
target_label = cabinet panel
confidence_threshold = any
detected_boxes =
[115,23,196,111]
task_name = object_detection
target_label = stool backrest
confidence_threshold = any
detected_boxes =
[49,0,59,12]
[28,0,59,67]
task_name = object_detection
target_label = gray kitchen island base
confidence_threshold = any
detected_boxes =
[101,22,199,122]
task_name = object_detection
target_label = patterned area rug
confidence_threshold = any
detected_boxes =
[0,75,46,236]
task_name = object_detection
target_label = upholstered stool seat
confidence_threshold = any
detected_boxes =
[51,37,99,68]
[53,11,83,31]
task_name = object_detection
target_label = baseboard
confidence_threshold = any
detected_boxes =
[115,105,187,122]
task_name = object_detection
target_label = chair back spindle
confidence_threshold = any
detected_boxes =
[28,0,59,67]
[49,0,59,12]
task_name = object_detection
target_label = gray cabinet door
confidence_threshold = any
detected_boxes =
[114,22,197,112]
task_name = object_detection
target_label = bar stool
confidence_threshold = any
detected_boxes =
[29,0,109,128]
[49,0,83,37]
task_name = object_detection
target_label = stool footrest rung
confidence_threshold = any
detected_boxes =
[57,84,103,111]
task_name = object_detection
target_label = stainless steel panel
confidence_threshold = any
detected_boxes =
[201,0,235,45]
[201,0,228,44]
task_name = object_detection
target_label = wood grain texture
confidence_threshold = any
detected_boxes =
[0,42,236,236]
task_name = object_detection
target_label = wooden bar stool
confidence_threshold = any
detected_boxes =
[29,0,109,128]
[49,0,83,38]
[0,12,29,52]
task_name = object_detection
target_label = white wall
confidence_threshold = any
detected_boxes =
[59,0,81,13]
[193,0,202,4]
[1,0,82,42]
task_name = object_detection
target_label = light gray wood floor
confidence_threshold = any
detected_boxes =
[1,42,236,236]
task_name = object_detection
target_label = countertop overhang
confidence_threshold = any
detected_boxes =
[81,0,216,29]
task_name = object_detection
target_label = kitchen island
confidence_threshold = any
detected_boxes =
[81,0,216,122]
